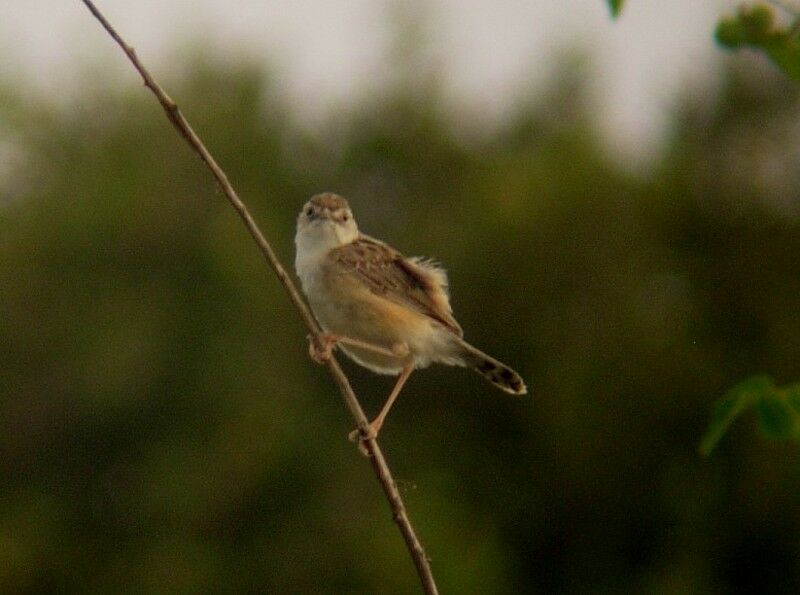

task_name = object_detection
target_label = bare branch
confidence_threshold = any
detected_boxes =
[78,2,439,593]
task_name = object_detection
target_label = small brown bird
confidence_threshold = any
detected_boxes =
[295,192,527,438]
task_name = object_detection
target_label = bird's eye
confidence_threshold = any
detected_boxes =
[305,207,313,216]
[342,213,349,222]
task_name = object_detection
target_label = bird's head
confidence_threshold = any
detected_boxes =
[295,192,359,255]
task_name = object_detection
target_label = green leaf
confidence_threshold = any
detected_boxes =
[607,0,625,19]
[699,375,773,456]
[757,394,795,439]
[715,4,800,83]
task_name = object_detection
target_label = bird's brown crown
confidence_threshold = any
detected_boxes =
[309,192,349,211]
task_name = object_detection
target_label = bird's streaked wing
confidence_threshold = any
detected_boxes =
[328,235,463,337]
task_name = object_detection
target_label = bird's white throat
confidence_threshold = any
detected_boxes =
[295,219,358,291]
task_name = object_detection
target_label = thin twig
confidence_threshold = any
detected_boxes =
[78,2,439,593]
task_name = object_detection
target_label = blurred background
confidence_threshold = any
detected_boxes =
[2,1,800,593]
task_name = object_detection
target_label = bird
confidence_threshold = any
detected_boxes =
[294,192,527,439]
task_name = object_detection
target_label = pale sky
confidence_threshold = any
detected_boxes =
[2,1,742,168]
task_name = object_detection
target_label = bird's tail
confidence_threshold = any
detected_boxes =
[456,339,528,395]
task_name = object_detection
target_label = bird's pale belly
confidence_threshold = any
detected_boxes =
[309,282,457,375]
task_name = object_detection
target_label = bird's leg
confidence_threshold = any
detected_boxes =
[308,333,407,364]
[349,360,415,447]
[370,360,414,435]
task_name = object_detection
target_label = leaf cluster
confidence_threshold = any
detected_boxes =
[716,3,800,82]
[610,1,800,82]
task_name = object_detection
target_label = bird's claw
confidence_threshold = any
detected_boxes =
[348,424,378,456]
[308,333,335,364]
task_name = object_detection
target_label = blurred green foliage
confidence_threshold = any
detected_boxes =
[1,45,800,594]
[700,376,800,455]
[615,2,800,83]
[606,0,625,18]
[716,3,800,82]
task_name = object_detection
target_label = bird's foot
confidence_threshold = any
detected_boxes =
[348,421,380,456]
[308,333,337,364]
